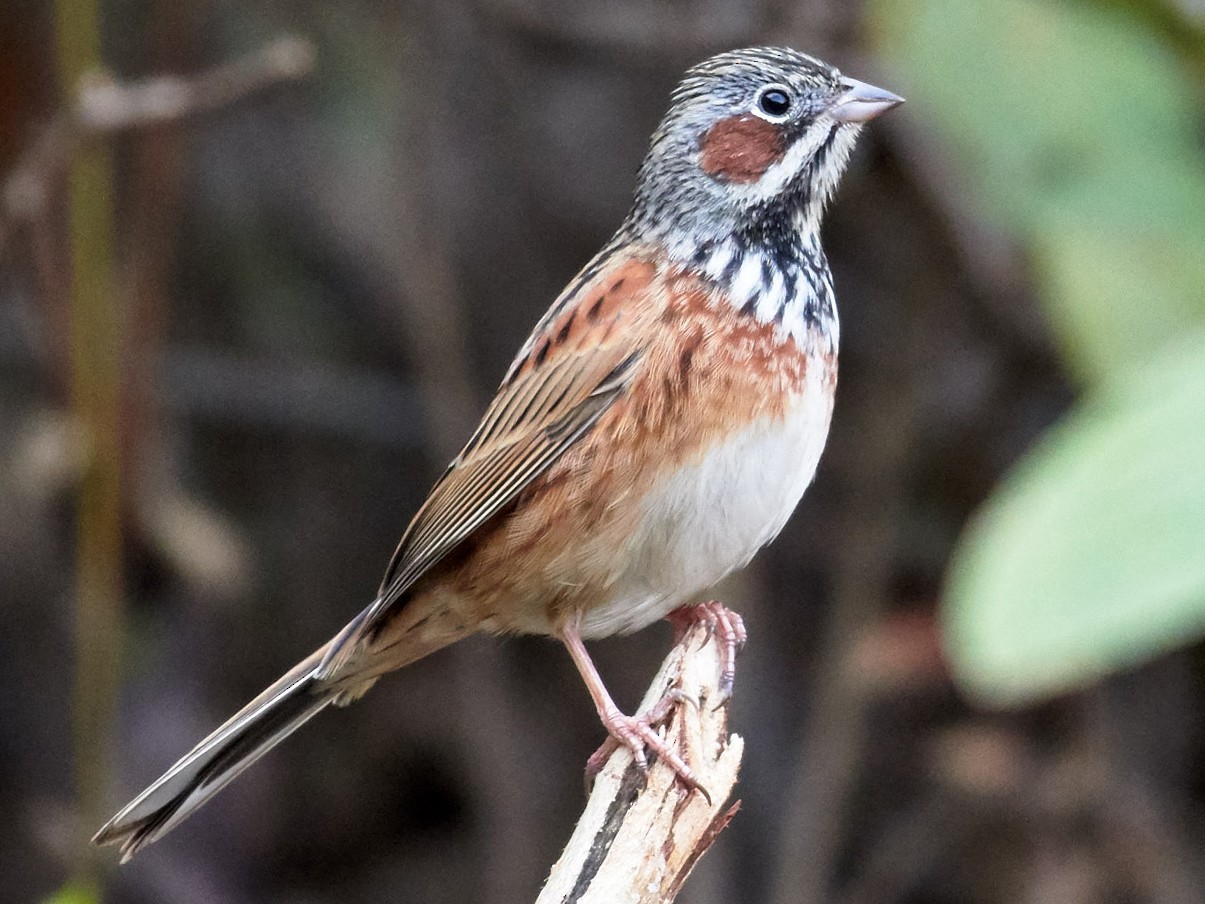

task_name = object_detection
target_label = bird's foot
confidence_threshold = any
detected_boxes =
[584,690,707,799]
[666,600,747,701]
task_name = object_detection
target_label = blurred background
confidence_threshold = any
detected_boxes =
[3,0,1205,902]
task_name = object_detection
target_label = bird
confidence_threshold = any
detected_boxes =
[94,46,902,861]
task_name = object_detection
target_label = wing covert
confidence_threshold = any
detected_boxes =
[316,254,656,678]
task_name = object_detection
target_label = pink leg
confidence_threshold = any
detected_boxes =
[560,625,700,791]
[666,601,747,700]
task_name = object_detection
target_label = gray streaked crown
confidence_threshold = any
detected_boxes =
[626,47,867,251]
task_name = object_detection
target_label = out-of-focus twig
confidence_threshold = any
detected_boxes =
[0,35,315,259]
[117,6,254,605]
[73,36,314,132]
[536,622,743,903]
[3,32,315,609]
[54,0,121,892]
[25,25,316,890]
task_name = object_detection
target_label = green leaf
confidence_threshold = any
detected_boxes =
[943,332,1205,705]
[1033,219,1205,382]
[869,0,1205,382]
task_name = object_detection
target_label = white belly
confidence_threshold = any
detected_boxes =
[579,372,834,638]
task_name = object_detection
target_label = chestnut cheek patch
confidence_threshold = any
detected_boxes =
[699,115,787,184]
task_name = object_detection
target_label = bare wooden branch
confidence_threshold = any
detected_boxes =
[0,35,315,258]
[538,622,744,903]
[75,36,315,132]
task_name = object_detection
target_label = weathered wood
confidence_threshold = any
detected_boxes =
[538,622,744,903]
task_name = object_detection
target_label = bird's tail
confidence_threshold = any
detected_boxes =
[93,647,336,862]
[95,593,474,861]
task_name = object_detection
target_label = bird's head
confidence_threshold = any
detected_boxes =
[629,46,902,250]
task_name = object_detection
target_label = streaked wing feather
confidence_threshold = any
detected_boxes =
[387,375,628,592]
[314,297,645,680]
[386,346,639,593]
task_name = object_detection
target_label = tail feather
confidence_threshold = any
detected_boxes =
[96,595,472,861]
[93,652,333,862]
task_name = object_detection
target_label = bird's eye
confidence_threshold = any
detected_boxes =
[755,86,793,120]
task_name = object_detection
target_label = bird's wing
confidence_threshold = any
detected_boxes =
[317,252,656,678]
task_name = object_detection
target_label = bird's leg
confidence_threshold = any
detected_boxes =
[581,688,689,786]
[665,601,747,700]
[560,625,700,792]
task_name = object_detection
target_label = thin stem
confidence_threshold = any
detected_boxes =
[55,0,123,890]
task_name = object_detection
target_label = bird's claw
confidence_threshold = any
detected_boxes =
[583,689,709,802]
[667,601,747,704]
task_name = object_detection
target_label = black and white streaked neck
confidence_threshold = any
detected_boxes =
[643,128,850,358]
[683,225,837,356]
[509,197,839,388]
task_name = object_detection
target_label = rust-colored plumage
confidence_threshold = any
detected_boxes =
[386,250,816,639]
[94,45,901,862]
[699,114,787,183]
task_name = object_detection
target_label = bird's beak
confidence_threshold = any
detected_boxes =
[831,77,904,123]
